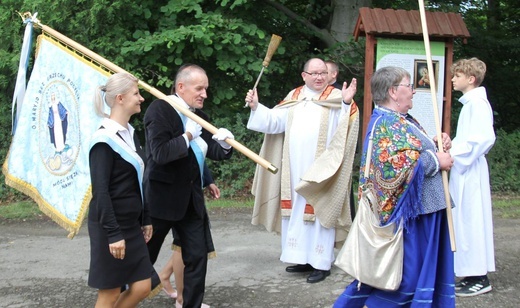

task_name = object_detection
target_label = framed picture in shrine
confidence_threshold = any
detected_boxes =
[414,59,439,91]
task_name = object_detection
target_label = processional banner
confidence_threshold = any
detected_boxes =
[3,33,109,238]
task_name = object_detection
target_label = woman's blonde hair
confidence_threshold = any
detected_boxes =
[94,72,138,117]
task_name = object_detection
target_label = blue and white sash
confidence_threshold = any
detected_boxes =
[89,128,145,203]
[179,113,207,186]
[165,95,207,186]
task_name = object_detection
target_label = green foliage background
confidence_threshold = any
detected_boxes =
[1,0,519,202]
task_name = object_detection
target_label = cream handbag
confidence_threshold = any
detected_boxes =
[335,120,404,291]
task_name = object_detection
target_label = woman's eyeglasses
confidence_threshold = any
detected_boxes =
[394,83,414,90]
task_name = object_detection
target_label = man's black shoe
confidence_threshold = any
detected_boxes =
[306,269,330,283]
[285,263,314,273]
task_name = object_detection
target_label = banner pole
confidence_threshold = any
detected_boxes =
[27,15,278,174]
[417,1,456,251]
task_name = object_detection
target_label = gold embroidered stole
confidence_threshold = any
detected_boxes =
[251,85,359,244]
[280,86,336,221]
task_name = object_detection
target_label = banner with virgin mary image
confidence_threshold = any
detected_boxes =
[3,33,109,238]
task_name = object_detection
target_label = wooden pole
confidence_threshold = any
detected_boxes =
[244,34,282,107]
[417,1,456,251]
[254,34,282,90]
[30,16,278,174]
[362,34,376,142]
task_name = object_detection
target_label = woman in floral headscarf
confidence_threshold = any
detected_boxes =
[334,66,455,307]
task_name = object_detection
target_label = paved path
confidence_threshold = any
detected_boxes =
[0,208,518,307]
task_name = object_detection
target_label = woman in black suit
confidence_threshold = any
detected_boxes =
[88,72,154,307]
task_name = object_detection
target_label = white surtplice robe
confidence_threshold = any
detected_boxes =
[247,86,354,271]
[449,86,496,277]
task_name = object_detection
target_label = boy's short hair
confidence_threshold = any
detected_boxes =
[451,57,487,87]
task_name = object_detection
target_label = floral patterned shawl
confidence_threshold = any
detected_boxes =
[360,106,425,227]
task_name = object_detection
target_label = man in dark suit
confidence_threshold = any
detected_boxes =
[325,60,342,90]
[144,64,233,308]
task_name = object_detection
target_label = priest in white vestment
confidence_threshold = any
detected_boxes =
[244,58,359,283]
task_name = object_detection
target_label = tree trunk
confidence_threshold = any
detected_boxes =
[487,0,500,32]
[264,0,372,47]
[329,0,372,43]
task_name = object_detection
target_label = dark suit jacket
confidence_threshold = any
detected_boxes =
[332,81,342,90]
[202,162,214,188]
[143,99,232,221]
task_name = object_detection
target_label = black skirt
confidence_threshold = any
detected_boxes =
[88,220,153,289]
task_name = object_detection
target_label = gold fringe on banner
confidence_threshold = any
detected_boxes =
[3,33,106,239]
[4,12,278,238]
[39,31,114,75]
[2,157,91,239]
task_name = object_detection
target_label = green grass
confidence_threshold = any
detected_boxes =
[206,198,254,208]
[0,198,255,220]
[0,195,518,220]
[0,200,45,220]
[491,195,520,218]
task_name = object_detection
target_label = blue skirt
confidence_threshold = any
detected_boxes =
[334,210,455,307]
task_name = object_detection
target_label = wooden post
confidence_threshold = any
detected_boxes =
[418,0,456,251]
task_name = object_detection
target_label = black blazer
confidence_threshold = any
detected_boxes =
[143,99,232,221]
[332,81,342,90]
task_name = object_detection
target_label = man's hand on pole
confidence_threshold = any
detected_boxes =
[212,128,234,150]
[245,88,259,111]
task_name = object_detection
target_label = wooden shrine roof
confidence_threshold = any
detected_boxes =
[354,7,471,41]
